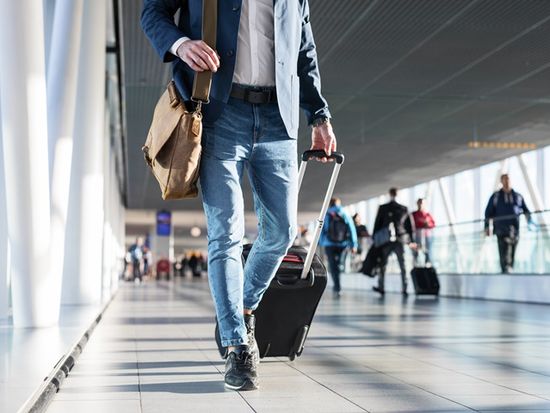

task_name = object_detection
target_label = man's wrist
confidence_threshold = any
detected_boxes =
[311,116,330,128]
[170,36,191,57]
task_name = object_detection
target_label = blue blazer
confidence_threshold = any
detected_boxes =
[141,0,331,139]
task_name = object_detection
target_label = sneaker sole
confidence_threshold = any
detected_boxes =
[224,378,259,391]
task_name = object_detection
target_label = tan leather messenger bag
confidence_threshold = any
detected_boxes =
[142,0,216,200]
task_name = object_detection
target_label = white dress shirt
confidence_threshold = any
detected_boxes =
[170,0,276,87]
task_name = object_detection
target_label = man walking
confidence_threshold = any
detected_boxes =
[320,198,358,297]
[485,174,532,273]
[372,188,416,296]
[142,0,336,391]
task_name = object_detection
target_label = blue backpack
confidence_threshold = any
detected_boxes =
[327,211,349,242]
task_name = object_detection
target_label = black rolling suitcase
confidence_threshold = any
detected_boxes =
[250,150,344,360]
[411,267,440,295]
[243,244,326,360]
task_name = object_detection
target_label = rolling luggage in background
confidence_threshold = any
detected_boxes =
[248,150,344,360]
[411,267,440,295]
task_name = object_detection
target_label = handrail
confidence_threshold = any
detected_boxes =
[426,208,549,230]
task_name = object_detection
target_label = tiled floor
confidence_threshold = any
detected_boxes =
[0,303,102,413]
[46,278,550,413]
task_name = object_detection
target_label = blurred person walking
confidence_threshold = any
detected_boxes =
[412,198,435,267]
[189,251,204,278]
[352,213,370,257]
[320,198,358,297]
[128,237,144,284]
[485,174,532,274]
[372,188,416,296]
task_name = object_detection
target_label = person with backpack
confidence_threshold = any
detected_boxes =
[484,174,533,273]
[320,197,358,297]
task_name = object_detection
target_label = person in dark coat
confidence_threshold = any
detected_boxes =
[484,174,532,273]
[372,188,417,296]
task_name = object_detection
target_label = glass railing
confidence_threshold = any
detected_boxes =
[383,210,550,275]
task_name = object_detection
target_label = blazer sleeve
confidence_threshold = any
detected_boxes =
[373,206,383,235]
[141,0,188,63]
[297,0,331,125]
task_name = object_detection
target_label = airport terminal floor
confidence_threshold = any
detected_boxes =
[42,277,550,413]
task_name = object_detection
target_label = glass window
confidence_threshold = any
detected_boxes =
[454,170,475,223]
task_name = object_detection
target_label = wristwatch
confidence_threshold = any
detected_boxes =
[311,116,330,128]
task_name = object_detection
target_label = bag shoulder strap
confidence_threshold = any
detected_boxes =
[191,0,217,103]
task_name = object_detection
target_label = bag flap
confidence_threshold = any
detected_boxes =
[145,85,186,160]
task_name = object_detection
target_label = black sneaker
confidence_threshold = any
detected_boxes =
[224,345,258,391]
[244,314,260,364]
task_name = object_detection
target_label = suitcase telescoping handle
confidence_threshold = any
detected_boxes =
[298,150,345,280]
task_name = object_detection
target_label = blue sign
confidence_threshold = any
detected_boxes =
[156,210,171,236]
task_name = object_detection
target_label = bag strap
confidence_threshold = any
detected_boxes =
[191,0,217,104]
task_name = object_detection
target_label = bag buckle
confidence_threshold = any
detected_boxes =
[167,81,181,108]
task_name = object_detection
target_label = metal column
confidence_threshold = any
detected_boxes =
[48,0,84,314]
[0,1,55,326]
[62,0,107,305]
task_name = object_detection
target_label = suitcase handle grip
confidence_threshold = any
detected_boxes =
[302,150,345,164]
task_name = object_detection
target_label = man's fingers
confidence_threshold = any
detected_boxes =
[199,41,221,67]
[188,61,204,72]
[198,49,218,72]
[188,54,208,71]
[191,53,211,71]
[179,40,221,73]
[188,44,218,71]
[325,141,332,156]
[196,41,220,69]
[193,44,219,72]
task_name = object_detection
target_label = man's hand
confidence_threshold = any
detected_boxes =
[310,121,337,163]
[351,247,358,255]
[176,40,220,72]
[484,228,491,237]
[409,242,418,251]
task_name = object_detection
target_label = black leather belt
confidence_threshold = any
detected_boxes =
[230,84,277,104]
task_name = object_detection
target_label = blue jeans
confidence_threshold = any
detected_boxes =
[413,229,433,265]
[325,246,346,293]
[200,97,298,347]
